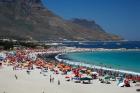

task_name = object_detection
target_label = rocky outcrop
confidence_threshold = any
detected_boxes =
[0,0,123,41]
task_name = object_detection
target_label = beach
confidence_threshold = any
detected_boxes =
[0,0,139,92]
[0,48,140,93]
[0,65,139,93]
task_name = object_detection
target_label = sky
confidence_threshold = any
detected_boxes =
[42,0,140,41]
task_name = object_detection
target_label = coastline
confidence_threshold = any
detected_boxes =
[0,48,140,93]
[0,64,139,93]
[54,47,140,76]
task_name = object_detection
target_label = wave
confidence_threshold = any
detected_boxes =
[55,53,140,76]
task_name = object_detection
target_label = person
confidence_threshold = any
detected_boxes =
[27,70,30,75]
[13,66,15,70]
[50,77,51,83]
[58,80,60,85]
[15,74,18,80]
[52,77,54,83]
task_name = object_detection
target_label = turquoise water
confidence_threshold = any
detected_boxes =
[65,51,140,73]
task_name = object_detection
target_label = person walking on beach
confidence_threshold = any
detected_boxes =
[50,75,52,83]
[26,70,30,75]
[13,66,15,70]
[58,80,60,85]
[15,74,18,80]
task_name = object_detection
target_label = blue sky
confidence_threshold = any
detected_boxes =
[42,0,140,41]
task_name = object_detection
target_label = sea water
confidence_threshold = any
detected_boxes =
[64,51,140,73]
[63,41,140,49]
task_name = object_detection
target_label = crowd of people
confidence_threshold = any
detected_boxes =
[0,48,140,88]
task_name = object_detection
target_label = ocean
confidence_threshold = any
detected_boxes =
[62,41,140,49]
[58,41,140,74]
[63,51,140,73]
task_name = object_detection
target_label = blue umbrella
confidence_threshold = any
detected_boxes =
[0,56,4,61]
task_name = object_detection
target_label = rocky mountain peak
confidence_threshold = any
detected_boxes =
[0,0,44,18]
[0,0,123,41]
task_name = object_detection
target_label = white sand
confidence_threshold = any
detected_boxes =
[0,65,139,93]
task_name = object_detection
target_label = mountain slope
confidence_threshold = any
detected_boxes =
[0,0,122,41]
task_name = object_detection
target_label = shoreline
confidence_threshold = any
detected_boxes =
[54,47,140,76]
[0,48,140,93]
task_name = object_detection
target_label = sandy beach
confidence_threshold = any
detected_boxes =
[0,64,139,93]
[0,48,140,93]
[0,0,140,92]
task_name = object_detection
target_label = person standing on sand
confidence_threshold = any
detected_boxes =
[26,70,30,75]
[13,66,15,70]
[15,74,18,80]
[50,76,52,83]
[58,80,60,85]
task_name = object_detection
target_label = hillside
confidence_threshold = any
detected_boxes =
[0,0,122,41]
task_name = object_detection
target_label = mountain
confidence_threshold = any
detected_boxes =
[0,0,123,41]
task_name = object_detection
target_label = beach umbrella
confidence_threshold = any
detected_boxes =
[65,74,75,78]
[110,75,116,81]
[90,72,98,79]
[104,75,111,80]
[0,56,4,61]
[79,67,87,71]
[91,72,98,75]
[80,77,91,81]
[81,74,88,77]
[80,75,92,81]
[63,66,71,71]
[9,51,16,56]
[65,76,70,78]
[0,53,6,60]
[81,74,92,80]
[119,73,124,77]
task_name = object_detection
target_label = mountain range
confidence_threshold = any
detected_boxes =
[0,0,122,41]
